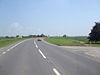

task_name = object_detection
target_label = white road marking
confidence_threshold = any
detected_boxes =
[53,68,61,75]
[2,52,6,54]
[38,49,46,59]
[36,45,38,48]
[34,41,38,48]
[0,40,27,56]
[34,41,36,45]
[7,49,10,51]
[7,42,22,51]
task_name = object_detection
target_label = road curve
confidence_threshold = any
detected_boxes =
[0,38,100,75]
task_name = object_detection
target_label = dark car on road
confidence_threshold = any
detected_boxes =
[37,38,42,41]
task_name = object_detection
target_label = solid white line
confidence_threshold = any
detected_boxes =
[2,52,6,55]
[53,68,61,75]
[38,49,46,59]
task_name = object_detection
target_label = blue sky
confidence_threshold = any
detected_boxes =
[0,0,100,36]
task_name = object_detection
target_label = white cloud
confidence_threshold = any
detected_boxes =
[9,22,23,35]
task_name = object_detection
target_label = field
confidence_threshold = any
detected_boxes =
[44,37,100,47]
[44,37,88,46]
[0,37,27,48]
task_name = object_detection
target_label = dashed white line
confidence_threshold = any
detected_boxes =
[7,41,23,51]
[53,68,61,75]
[7,49,10,51]
[36,45,38,48]
[0,40,27,56]
[34,40,61,75]
[2,52,6,55]
[34,41,38,48]
[34,41,36,45]
[38,49,46,59]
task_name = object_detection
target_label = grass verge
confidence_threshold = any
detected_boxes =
[44,37,86,46]
[44,37,100,47]
[0,38,29,48]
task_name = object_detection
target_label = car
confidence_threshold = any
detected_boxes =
[37,38,42,41]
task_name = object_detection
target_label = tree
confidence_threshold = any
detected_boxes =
[5,36,9,38]
[88,22,100,42]
[40,34,45,37]
[63,35,67,38]
[16,35,19,38]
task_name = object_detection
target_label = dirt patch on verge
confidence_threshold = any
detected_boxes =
[60,46,100,58]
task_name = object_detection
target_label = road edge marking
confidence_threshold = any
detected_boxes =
[53,68,61,75]
[6,40,25,51]
[0,39,30,56]
[2,52,6,55]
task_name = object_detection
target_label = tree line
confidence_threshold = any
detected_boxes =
[4,34,47,38]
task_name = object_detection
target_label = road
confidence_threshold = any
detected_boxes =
[0,39,100,75]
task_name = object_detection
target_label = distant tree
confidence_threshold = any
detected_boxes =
[16,35,19,38]
[10,36,15,38]
[22,36,24,38]
[40,34,45,37]
[88,22,100,42]
[5,36,9,38]
[28,35,33,38]
[37,35,40,37]
[63,35,67,38]
[30,35,36,37]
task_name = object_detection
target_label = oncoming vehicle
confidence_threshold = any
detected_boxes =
[37,38,42,41]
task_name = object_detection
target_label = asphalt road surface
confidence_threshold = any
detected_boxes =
[0,39,100,75]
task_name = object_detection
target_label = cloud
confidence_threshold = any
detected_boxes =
[11,22,22,30]
[9,22,23,35]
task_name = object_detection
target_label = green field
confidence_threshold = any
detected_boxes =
[44,37,88,46]
[0,38,28,48]
[44,37,100,46]
[66,36,88,42]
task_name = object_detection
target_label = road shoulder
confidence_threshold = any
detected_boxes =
[60,46,100,63]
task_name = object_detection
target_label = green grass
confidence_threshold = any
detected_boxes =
[0,38,28,48]
[66,36,88,42]
[44,37,100,47]
[44,37,86,46]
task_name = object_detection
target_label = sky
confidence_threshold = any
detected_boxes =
[0,0,100,36]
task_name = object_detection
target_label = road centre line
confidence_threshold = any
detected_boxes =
[2,52,6,55]
[36,45,38,48]
[53,68,61,75]
[7,49,10,51]
[34,40,61,75]
[38,49,46,59]
[34,41,38,48]
[34,41,36,45]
